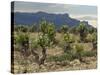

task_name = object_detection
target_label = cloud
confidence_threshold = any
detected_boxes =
[70,15,97,20]
[69,14,97,28]
[13,1,97,27]
[88,20,97,28]
[14,1,97,16]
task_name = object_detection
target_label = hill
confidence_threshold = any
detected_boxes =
[12,11,92,28]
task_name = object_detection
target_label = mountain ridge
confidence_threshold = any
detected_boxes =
[12,11,93,28]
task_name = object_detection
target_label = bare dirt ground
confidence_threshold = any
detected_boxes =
[13,48,97,73]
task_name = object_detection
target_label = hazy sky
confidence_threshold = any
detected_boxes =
[13,1,97,27]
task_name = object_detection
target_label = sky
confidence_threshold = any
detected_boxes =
[13,1,97,27]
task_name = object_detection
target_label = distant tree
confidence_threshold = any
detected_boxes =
[29,24,38,32]
[77,22,87,42]
[85,34,93,42]
[88,27,97,34]
[63,32,73,52]
[14,25,29,32]
[69,26,78,34]
[61,25,69,33]
[91,32,97,50]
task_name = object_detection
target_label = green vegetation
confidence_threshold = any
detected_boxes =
[47,50,96,62]
[61,25,69,33]
[77,22,87,42]
[13,20,97,73]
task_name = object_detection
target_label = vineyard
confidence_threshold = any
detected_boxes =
[12,19,97,73]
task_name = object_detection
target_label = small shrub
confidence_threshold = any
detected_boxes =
[47,52,75,62]
[81,50,97,57]
[72,43,96,60]
[71,43,84,61]
[85,34,93,42]
[63,33,74,52]
[74,43,84,53]
[77,22,88,42]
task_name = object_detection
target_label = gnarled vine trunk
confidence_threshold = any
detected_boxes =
[39,46,46,65]
[31,49,39,64]
[31,46,47,66]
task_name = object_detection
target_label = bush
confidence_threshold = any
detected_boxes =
[72,43,96,60]
[47,49,97,63]
[81,50,97,57]
[74,43,84,53]
[15,32,29,45]
[85,34,93,42]
[77,22,88,42]
[47,52,76,62]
